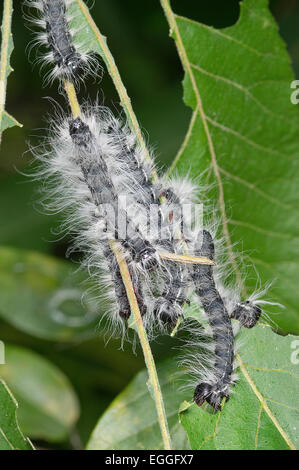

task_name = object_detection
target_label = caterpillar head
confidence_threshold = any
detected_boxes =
[231,300,262,328]
[194,382,230,411]
[69,117,92,148]
[153,298,184,328]
[63,53,85,77]
[131,243,158,271]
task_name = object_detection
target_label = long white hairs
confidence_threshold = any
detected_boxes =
[25,0,275,411]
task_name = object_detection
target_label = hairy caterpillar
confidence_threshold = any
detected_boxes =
[32,101,268,402]
[157,175,273,409]
[25,0,98,84]
[69,114,161,272]
[24,0,274,411]
[93,114,191,329]
[31,109,153,336]
[190,229,236,410]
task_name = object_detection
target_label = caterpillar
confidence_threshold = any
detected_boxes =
[152,188,191,328]
[152,176,203,328]
[69,114,161,272]
[25,0,98,84]
[158,176,271,408]
[219,281,279,329]
[70,115,159,321]
[190,229,236,410]
[24,0,278,417]
[87,111,191,329]
[31,109,154,336]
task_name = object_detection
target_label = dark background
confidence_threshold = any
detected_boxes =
[0,0,298,449]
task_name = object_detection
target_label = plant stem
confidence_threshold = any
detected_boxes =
[75,0,157,177]
[110,241,172,450]
[64,80,81,118]
[0,0,13,145]
[160,251,215,265]
[64,77,172,450]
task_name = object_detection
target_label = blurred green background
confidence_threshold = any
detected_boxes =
[0,0,298,449]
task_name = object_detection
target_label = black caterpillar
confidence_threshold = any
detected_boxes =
[26,0,97,84]
[192,230,235,410]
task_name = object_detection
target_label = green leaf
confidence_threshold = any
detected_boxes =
[0,378,33,450]
[161,0,299,333]
[180,324,299,450]
[0,0,22,141]
[1,110,21,132]
[0,246,100,341]
[0,345,80,443]
[86,358,190,450]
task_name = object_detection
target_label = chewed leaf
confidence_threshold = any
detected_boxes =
[0,378,33,450]
[1,110,21,132]
[0,0,22,140]
[161,0,299,333]
[180,324,299,450]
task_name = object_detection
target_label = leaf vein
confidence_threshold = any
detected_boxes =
[190,63,292,124]
[205,116,292,160]
[237,354,296,449]
[229,219,294,240]
[218,166,292,210]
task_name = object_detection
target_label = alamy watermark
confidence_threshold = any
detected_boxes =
[290,80,299,104]
[290,340,299,365]
[93,197,204,243]
[0,340,5,364]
